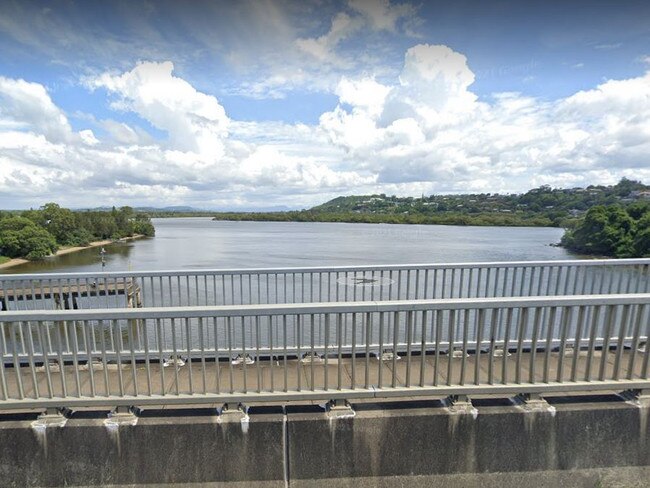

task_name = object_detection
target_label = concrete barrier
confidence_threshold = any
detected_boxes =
[0,397,648,487]
[0,408,285,487]
[287,397,650,487]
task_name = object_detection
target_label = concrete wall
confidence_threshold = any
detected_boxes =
[0,397,648,487]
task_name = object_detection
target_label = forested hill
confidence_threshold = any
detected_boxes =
[212,179,650,228]
[310,179,650,226]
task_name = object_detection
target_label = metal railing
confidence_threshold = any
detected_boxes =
[0,294,648,410]
[2,258,649,311]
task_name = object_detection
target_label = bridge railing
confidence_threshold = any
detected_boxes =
[1,258,649,311]
[0,294,647,409]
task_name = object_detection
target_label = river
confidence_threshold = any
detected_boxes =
[1,218,576,274]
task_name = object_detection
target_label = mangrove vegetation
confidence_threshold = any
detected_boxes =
[0,203,155,261]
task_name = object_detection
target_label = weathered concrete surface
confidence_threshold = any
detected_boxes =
[287,397,650,486]
[0,410,285,487]
[0,397,648,487]
[289,467,650,488]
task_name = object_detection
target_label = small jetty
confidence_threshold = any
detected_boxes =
[0,280,141,311]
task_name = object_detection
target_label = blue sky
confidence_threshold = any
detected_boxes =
[0,0,649,209]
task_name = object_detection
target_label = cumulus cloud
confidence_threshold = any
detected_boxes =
[88,61,229,158]
[2,44,650,209]
[0,76,73,143]
[0,62,371,208]
[320,43,650,193]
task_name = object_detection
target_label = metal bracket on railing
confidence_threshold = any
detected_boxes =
[450,348,468,359]
[104,406,138,427]
[378,349,401,361]
[300,352,323,364]
[218,403,249,423]
[35,360,61,373]
[163,355,186,367]
[492,347,511,357]
[231,354,255,366]
[444,395,478,417]
[619,389,650,408]
[32,407,67,429]
[512,393,555,413]
[326,399,355,419]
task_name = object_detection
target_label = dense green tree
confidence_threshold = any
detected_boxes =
[0,217,58,259]
[561,204,648,258]
[39,203,78,245]
[633,213,650,257]
[0,203,155,260]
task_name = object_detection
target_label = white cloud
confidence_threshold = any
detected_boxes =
[88,61,229,158]
[296,12,359,67]
[348,0,416,33]
[0,64,371,209]
[295,1,417,66]
[2,45,650,209]
[336,77,391,117]
[319,43,650,193]
[0,76,73,143]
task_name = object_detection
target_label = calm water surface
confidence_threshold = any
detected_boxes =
[2,218,576,274]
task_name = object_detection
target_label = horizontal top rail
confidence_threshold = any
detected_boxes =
[2,293,649,322]
[2,258,649,281]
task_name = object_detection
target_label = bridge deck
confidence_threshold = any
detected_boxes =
[1,348,645,407]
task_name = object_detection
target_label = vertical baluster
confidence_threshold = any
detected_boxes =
[598,306,615,381]
[556,307,573,382]
[446,310,456,386]
[612,305,631,380]
[583,306,600,382]
[515,308,529,384]
[627,305,646,379]
[474,309,485,385]
[543,307,557,383]
[419,310,427,387]
[570,306,586,382]
[405,311,413,387]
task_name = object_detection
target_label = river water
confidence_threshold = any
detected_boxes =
[2,218,575,274]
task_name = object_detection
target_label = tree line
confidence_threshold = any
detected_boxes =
[0,203,155,260]
[211,210,554,227]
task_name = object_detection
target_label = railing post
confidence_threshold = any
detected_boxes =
[105,406,138,426]
[619,389,650,407]
[512,393,554,413]
[327,399,355,418]
[32,407,67,428]
[444,394,478,416]
[218,402,248,422]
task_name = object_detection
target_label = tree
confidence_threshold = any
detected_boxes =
[561,204,647,258]
[633,213,650,257]
[40,203,78,245]
[0,217,58,259]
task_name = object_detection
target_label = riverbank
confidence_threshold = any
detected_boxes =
[0,235,145,271]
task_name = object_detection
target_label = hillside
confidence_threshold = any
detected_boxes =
[310,178,650,226]
[212,178,650,228]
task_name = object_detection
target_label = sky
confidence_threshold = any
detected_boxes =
[0,0,649,210]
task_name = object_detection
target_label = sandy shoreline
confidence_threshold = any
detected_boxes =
[0,235,145,270]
